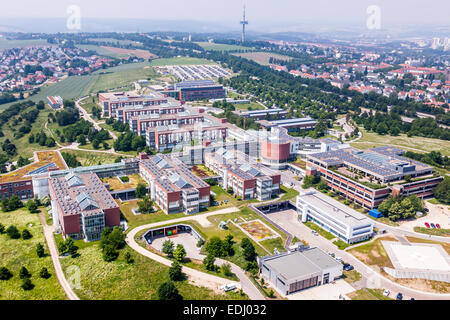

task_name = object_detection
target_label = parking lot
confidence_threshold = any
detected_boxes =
[155,64,231,81]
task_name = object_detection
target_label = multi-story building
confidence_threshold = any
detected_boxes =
[257,117,317,132]
[297,189,374,244]
[98,91,169,117]
[115,101,184,123]
[235,108,288,121]
[129,109,204,136]
[306,146,443,209]
[165,80,226,101]
[0,151,67,200]
[48,172,121,241]
[139,154,210,214]
[204,149,281,201]
[146,122,228,152]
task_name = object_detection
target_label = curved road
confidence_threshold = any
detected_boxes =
[125,207,265,300]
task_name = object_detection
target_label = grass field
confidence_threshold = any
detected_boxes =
[59,242,243,300]
[348,288,393,300]
[0,209,66,300]
[195,42,253,52]
[0,38,50,50]
[304,221,335,240]
[232,52,293,66]
[351,128,449,156]
[233,102,265,111]
[149,57,214,66]
[59,149,123,167]
[76,44,127,58]
[348,236,397,270]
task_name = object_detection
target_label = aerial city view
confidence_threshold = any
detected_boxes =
[0,0,448,311]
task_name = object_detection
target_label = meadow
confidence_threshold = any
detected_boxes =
[0,208,66,300]
[195,42,254,52]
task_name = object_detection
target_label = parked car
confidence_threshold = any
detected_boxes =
[220,284,237,292]
[335,257,342,262]
[383,289,390,297]
[425,222,430,228]
[396,293,403,300]
[436,224,441,229]
[424,208,429,213]
[431,223,436,229]
[328,252,335,257]
[312,230,318,236]
[344,265,354,271]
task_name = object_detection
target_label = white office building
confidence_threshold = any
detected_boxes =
[296,189,374,244]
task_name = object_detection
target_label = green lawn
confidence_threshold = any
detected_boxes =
[343,269,362,284]
[348,288,393,300]
[233,102,265,111]
[59,149,123,167]
[348,236,397,269]
[351,128,449,156]
[59,243,244,300]
[333,239,351,250]
[0,208,66,300]
[303,221,335,240]
[413,227,450,237]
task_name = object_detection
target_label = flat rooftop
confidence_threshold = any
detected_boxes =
[0,150,68,184]
[298,189,373,228]
[264,248,341,282]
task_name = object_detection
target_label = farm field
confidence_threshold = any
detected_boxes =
[195,42,254,52]
[0,38,50,50]
[99,46,157,60]
[232,51,292,66]
[351,128,450,156]
[0,208,66,300]
[76,44,126,58]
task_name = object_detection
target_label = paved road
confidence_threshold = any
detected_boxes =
[263,209,450,300]
[125,207,265,300]
[75,97,118,140]
[39,213,80,300]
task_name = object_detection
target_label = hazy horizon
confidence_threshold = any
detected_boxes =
[0,0,449,34]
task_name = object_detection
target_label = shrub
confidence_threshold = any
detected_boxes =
[6,225,20,239]
[22,229,32,240]
[36,243,45,257]
[19,266,31,279]
[120,176,130,183]
[21,278,34,290]
[39,267,51,279]
[168,261,183,281]
[158,281,182,300]
[221,263,233,277]
[173,244,186,262]
[124,252,134,264]
[0,267,13,280]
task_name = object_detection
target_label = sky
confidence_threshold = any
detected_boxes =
[0,0,449,32]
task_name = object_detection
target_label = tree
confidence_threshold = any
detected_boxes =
[21,278,34,290]
[222,234,235,256]
[0,223,4,234]
[19,266,31,279]
[6,225,20,239]
[241,237,256,261]
[36,243,45,258]
[137,196,154,214]
[205,236,225,257]
[162,240,174,257]
[434,176,450,204]
[102,245,119,262]
[158,281,182,300]
[101,227,126,251]
[221,263,233,277]
[169,261,184,281]
[203,253,216,271]
[135,182,147,198]
[124,252,134,264]
[173,244,186,262]
[39,267,51,279]
[0,267,13,280]
[387,202,403,221]
[22,229,32,240]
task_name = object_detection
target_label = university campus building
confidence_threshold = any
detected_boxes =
[259,247,343,295]
[139,154,210,215]
[297,189,374,244]
[306,146,443,209]
[167,80,226,101]
[98,91,170,117]
[48,172,121,241]
[204,148,281,201]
